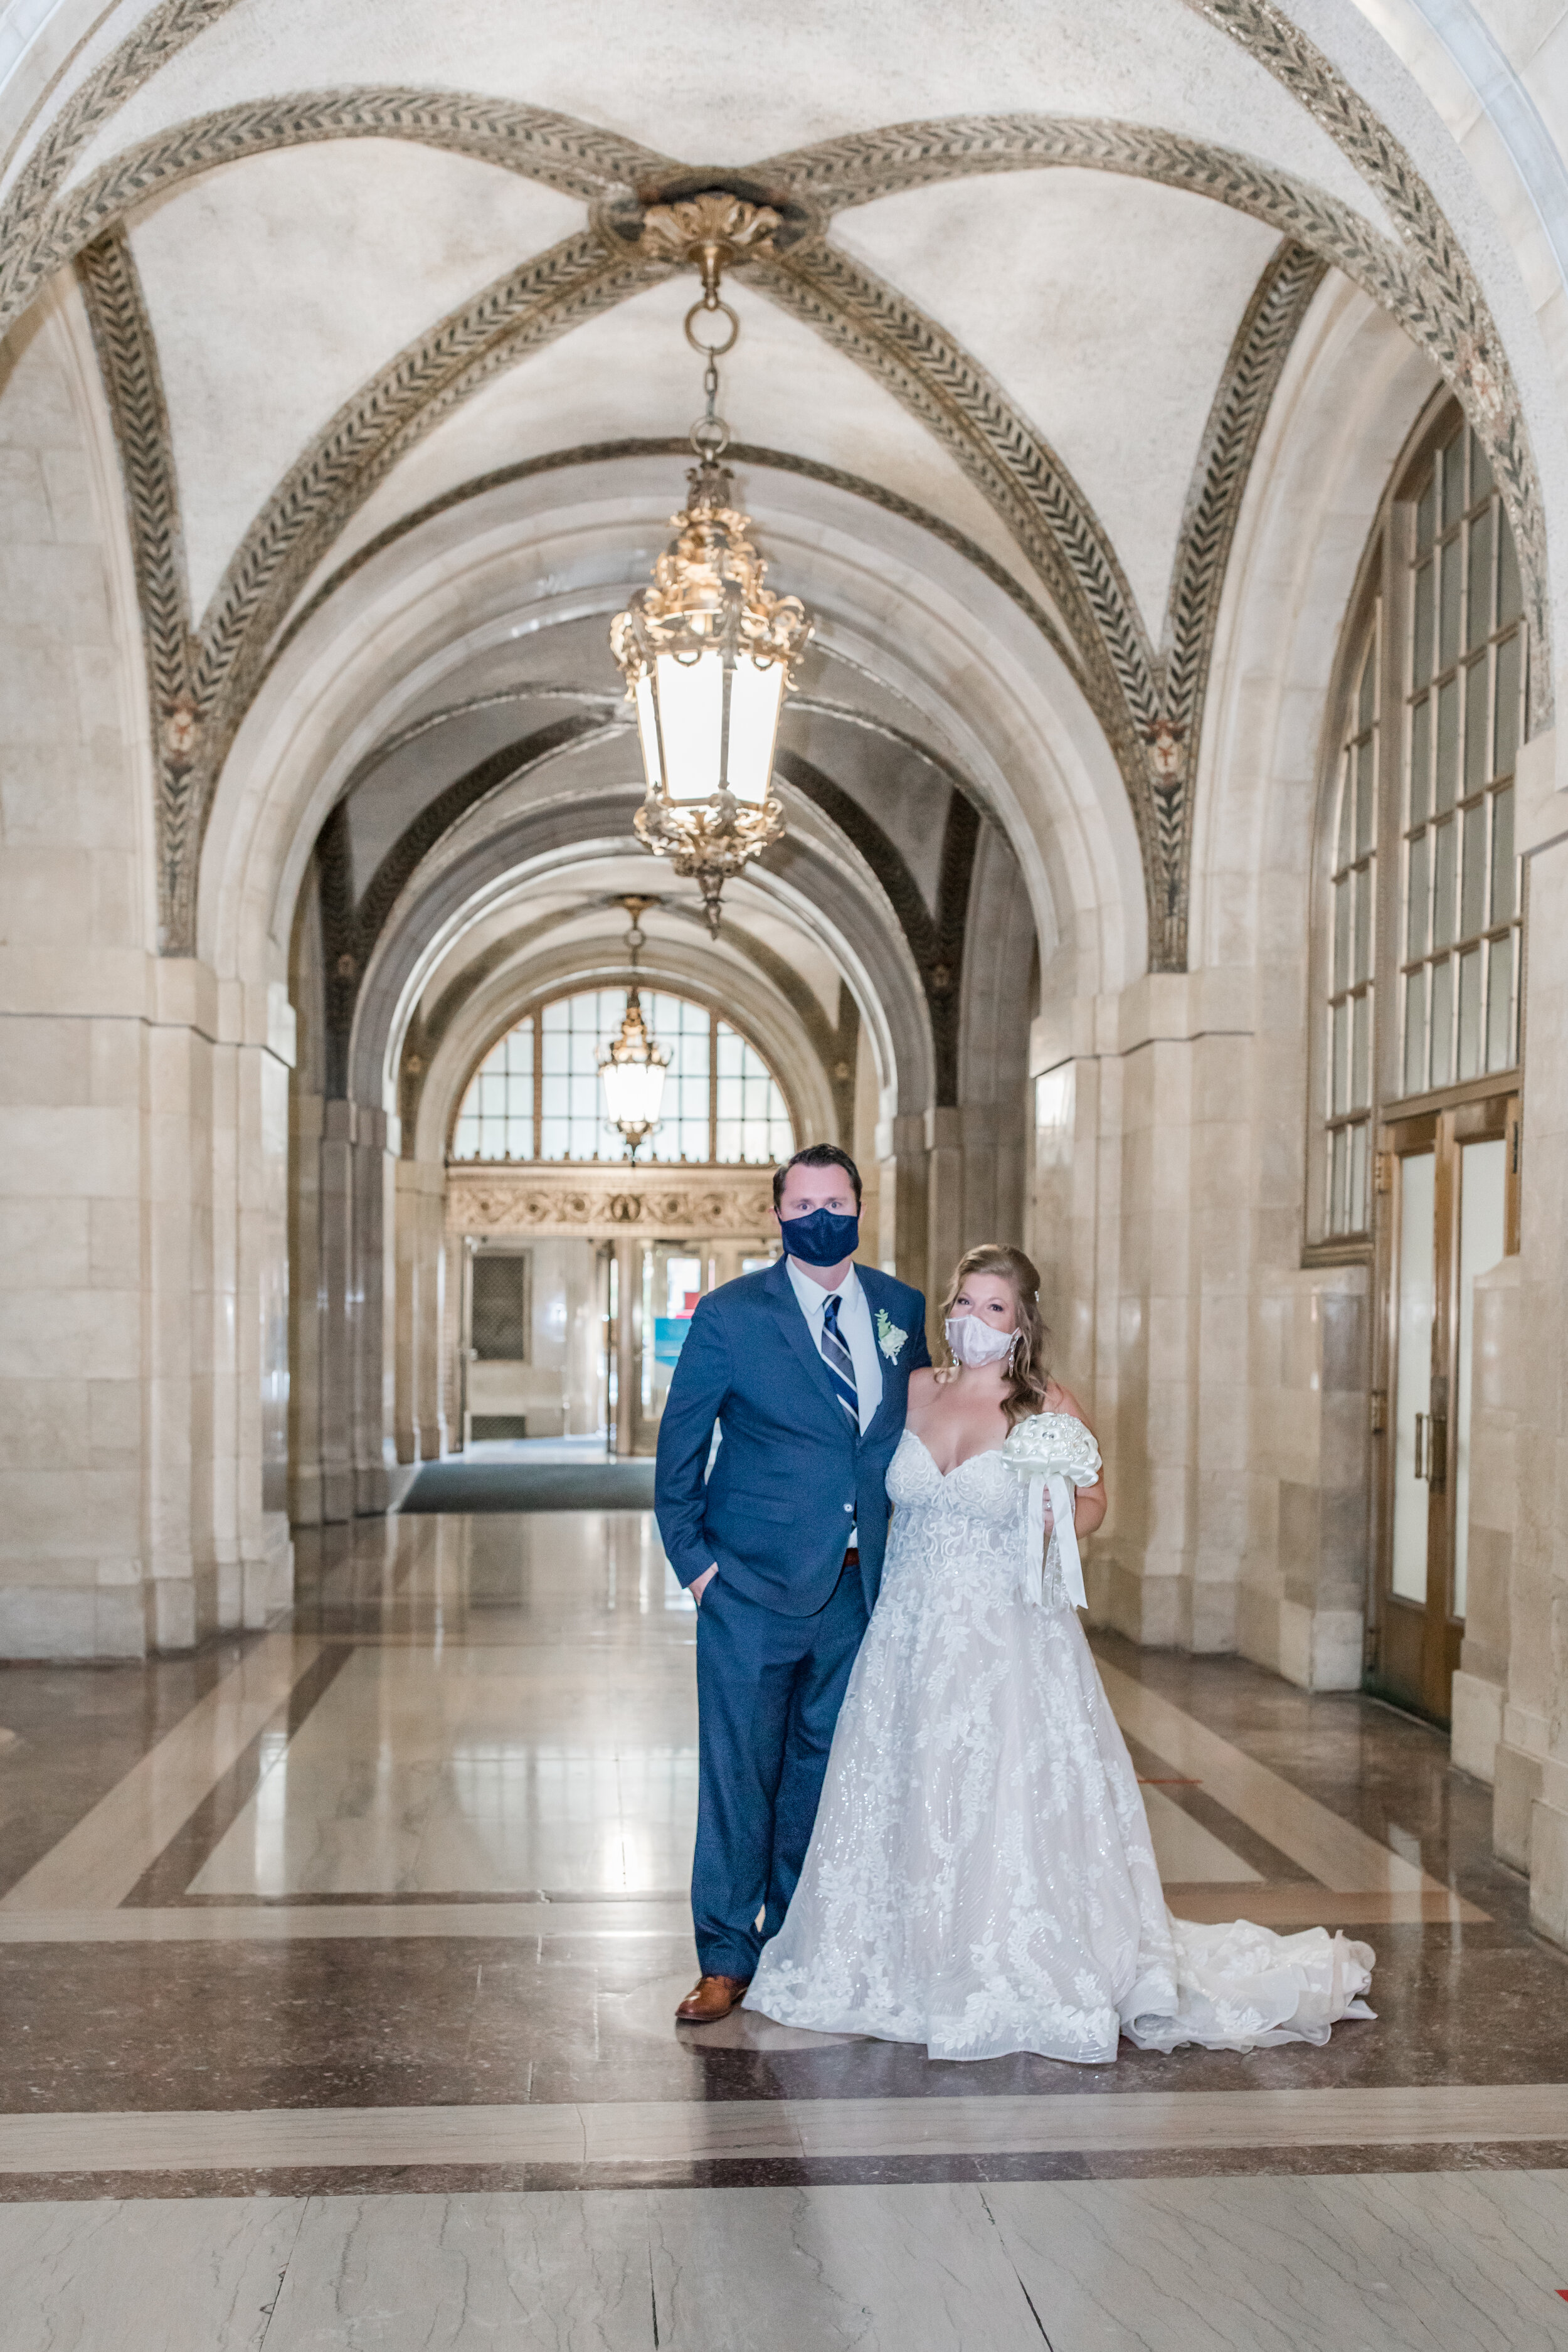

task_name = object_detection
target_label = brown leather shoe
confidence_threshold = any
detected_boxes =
[674,1973,751,2023]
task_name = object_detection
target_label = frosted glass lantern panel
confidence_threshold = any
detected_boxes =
[654,651,723,804]
[725,654,787,804]
[600,1055,667,1129]
[633,674,663,791]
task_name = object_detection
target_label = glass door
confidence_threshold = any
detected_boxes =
[1373,1093,1517,1719]
[634,1242,709,1453]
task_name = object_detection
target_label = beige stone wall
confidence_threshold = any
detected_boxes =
[0,290,293,1658]
[1027,913,1376,1692]
[1493,731,1568,1940]
[1450,1256,1518,1784]
[0,294,153,1655]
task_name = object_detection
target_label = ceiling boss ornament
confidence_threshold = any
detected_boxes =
[610,196,814,935]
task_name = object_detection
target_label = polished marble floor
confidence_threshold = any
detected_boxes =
[1,1508,1565,2349]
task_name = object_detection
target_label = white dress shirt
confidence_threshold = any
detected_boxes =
[786,1256,883,1433]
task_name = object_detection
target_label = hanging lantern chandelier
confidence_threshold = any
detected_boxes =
[598,897,670,1159]
[610,198,814,936]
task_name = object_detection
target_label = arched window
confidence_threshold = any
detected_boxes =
[1401,424,1523,1097]
[449,989,794,1166]
[1311,401,1525,1248]
[1325,618,1379,1237]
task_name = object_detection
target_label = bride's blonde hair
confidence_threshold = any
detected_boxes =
[936,1243,1051,1426]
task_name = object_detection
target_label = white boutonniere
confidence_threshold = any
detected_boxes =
[875,1307,907,1364]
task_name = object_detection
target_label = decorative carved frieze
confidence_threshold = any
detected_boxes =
[447,1163,775,1237]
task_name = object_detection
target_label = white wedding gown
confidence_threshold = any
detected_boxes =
[746,1429,1375,2063]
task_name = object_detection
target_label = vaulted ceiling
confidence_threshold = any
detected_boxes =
[0,0,1547,1111]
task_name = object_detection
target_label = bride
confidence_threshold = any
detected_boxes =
[745,1243,1375,2063]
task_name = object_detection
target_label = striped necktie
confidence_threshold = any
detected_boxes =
[820,1293,859,1429]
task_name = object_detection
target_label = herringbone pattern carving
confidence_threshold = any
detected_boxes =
[4,89,670,343]
[1186,0,1549,723]
[80,223,643,949]
[1149,240,1328,961]
[0,0,241,331]
[74,230,201,940]
[33,75,1544,967]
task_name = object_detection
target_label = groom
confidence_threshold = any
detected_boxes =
[655,1143,930,2021]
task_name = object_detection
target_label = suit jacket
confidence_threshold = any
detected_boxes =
[654,1256,931,1618]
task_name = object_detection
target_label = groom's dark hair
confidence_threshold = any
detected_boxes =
[773,1143,862,1214]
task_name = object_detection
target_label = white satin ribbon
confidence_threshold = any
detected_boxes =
[1023,1471,1087,1610]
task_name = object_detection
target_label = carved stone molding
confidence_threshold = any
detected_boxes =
[317,714,616,1096]
[27,87,1545,965]
[1154,236,1328,960]
[4,90,672,343]
[447,1163,776,1237]
[774,746,977,1100]
[0,0,242,331]
[267,437,1085,696]
[74,228,200,940]
[1184,0,1550,727]
[81,222,646,948]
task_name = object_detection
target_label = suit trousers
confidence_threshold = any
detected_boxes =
[691,1555,869,1979]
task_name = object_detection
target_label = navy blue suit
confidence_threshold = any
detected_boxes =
[655,1255,929,1977]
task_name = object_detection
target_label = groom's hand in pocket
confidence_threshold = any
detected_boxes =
[691,1564,718,1606]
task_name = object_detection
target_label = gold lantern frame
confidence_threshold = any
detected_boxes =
[610,198,814,935]
[597,898,670,1159]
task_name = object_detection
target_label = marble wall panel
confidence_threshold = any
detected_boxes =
[1500,738,1568,1936]
[0,292,295,1656]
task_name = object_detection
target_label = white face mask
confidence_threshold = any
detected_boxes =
[945,1314,1020,1368]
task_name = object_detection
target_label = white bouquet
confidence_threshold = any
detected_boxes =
[1000,1410,1102,1609]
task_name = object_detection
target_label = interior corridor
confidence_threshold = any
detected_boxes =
[9,0,1568,2336]
[1,1500,1565,2349]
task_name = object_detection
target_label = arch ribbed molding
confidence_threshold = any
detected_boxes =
[26,78,1544,965]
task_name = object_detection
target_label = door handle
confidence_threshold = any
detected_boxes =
[1428,1412,1447,1493]
[1413,1411,1447,1489]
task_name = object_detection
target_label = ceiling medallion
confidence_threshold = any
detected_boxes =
[610,197,814,936]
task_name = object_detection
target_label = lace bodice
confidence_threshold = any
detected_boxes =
[887,1428,1020,1516]
[886,1428,1063,1607]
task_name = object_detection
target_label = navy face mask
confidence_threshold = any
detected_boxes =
[779,1205,860,1266]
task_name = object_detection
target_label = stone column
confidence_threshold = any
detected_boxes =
[351,1106,389,1516]
[883,1111,928,1313]
[1239,1264,1370,1689]
[924,1104,963,1308]
[1450,1256,1518,1784]
[288,1087,326,1525]
[394,1160,448,1464]
[315,1099,356,1522]
[1028,976,1263,1659]
[142,958,217,1652]
[1492,731,1568,1941]
[613,1234,639,1457]
[244,994,294,1626]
